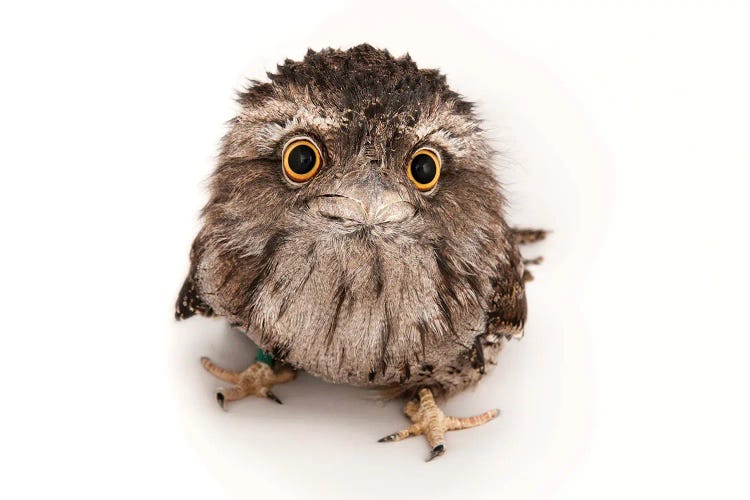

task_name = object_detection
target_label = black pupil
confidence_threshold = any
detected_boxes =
[288,144,316,174]
[410,154,436,185]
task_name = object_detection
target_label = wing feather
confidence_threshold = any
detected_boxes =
[485,242,527,339]
[175,237,214,320]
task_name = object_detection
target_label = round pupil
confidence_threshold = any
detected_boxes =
[288,144,316,174]
[410,154,437,185]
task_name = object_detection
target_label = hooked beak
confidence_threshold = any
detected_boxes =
[307,191,416,225]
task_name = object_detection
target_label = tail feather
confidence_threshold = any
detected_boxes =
[511,228,549,245]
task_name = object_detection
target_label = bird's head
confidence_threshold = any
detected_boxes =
[208,43,503,247]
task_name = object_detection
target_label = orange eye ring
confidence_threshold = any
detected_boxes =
[282,138,322,183]
[407,148,441,192]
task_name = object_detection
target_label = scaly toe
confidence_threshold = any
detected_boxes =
[380,388,498,461]
[201,358,295,409]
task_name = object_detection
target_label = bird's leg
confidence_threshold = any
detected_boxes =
[378,388,499,461]
[200,349,296,409]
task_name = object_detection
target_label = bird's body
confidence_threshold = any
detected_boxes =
[176,45,544,459]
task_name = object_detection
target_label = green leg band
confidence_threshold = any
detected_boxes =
[254,348,274,367]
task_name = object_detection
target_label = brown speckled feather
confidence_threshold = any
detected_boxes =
[175,44,545,401]
[175,238,214,320]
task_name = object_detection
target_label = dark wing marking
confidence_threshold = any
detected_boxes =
[175,270,214,320]
[175,237,214,320]
[470,335,487,374]
[485,242,528,339]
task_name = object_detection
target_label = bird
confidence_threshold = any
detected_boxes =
[175,44,547,461]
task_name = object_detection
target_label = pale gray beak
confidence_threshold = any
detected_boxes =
[309,190,416,225]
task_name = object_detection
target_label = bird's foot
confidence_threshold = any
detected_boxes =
[378,388,499,461]
[200,356,295,409]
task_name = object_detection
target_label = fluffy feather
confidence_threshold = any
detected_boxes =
[177,44,529,399]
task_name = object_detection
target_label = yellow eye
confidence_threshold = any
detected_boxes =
[282,138,321,183]
[407,148,441,192]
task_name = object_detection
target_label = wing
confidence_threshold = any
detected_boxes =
[470,241,527,373]
[483,226,550,335]
[486,241,527,338]
[175,237,214,320]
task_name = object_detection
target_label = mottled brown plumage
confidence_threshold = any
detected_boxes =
[176,44,545,459]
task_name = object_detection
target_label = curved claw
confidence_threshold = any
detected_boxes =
[216,391,226,411]
[378,433,400,443]
[427,444,446,462]
[266,391,283,405]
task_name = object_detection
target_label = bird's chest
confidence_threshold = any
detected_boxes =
[237,237,490,386]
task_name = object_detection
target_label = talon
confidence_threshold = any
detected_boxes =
[378,433,398,443]
[428,444,446,462]
[266,391,283,405]
[216,391,226,410]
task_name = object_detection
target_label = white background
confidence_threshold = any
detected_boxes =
[2,1,749,499]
